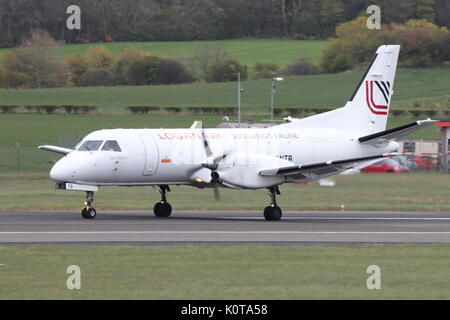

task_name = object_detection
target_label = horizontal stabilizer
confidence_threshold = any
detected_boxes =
[38,145,72,155]
[358,119,437,145]
[259,154,388,177]
[190,121,202,129]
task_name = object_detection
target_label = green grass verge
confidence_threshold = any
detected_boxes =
[1,172,448,211]
[0,39,327,67]
[1,245,450,299]
[0,68,449,114]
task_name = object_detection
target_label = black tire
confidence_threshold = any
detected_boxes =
[263,205,282,221]
[153,202,162,214]
[81,207,96,219]
[154,201,172,217]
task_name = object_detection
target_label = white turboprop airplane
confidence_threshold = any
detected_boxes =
[39,45,436,220]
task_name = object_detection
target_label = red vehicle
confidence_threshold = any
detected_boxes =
[361,158,409,174]
[405,154,434,169]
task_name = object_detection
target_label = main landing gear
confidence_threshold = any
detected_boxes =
[78,185,281,221]
[153,185,172,218]
[81,191,97,219]
[263,186,282,221]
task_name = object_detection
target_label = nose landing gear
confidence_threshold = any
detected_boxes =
[153,185,172,217]
[81,191,97,219]
[263,186,282,221]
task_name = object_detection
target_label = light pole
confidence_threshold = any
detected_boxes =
[230,65,244,128]
[270,77,284,124]
[237,72,241,128]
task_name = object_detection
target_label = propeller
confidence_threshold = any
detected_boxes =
[200,129,226,200]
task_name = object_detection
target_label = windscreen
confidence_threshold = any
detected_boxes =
[101,140,122,152]
[77,140,103,151]
[383,158,399,166]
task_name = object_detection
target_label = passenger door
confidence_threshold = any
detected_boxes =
[139,134,159,176]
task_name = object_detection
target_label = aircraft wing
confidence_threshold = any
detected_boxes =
[259,154,388,177]
[358,120,437,145]
[38,145,72,155]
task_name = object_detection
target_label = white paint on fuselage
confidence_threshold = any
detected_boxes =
[50,127,398,188]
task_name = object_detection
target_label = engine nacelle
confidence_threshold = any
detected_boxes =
[216,153,293,189]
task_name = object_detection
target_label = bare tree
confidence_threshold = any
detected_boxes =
[187,45,228,81]
[18,29,66,88]
[281,0,303,38]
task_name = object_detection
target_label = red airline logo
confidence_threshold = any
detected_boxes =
[365,80,390,115]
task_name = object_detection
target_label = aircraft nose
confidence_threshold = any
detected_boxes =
[50,159,73,182]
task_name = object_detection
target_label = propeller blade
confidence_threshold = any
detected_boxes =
[201,129,213,157]
[213,184,221,201]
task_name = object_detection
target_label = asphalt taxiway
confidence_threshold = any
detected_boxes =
[1,210,450,244]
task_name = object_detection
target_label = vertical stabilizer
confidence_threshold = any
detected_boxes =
[345,45,400,133]
[277,45,400,134]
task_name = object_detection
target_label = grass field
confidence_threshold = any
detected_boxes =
[0,68,449,114]
[0,113,443,172]
[1,172,448,211]
[0,39,327,67]
[1,244,450,299]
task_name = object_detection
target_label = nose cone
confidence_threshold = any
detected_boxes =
[50,158,73,182]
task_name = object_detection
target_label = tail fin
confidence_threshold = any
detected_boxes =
[277,45,400,134]
[347,45,400,133]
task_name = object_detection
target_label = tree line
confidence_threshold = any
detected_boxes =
[320,17,450,73]
[0,0,449,47]
[1,15,449,89]
[0,29,251,89]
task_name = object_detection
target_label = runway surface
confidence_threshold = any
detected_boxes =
[2,210,450,244]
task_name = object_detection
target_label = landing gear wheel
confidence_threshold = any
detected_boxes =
[153,201,172,217]
[81,191,96,219]
[153,185,172,218]
[263,205,282,221]
[153,201,162,214]
[263,186,282,221]
[81,207,97,219]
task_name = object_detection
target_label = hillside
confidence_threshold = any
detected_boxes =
[0,39,327,68]
[0,67,449,114]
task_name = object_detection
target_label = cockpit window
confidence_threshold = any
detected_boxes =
[78,140,103,151]
[101,140,122,152]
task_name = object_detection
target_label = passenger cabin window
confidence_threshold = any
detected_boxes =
[101,140,122,152]
[78,140,103,151]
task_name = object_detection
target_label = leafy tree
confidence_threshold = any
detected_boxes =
[85,46,115,70]
[415,0,436,23]
[281,60,318,75]
[157,58,195,84]
[0,64,5,88]
[251,62,279,79]
[65,54,88,86]
[435,0,450,29]
[206,58,248,83]
[293,11,320,36]
[319,0,345,36]
[17,29,66,88]
[188,45,228,81]
[319,16,383,73]
[320,16,450,72]
[128,55,161,85]
[80,69,113,86]
[0,0,448,47]
[113,47,150,85]
[319,40,353,73]
[387,19,448,66]
[0,51,30,88]
[0,29,65,88]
